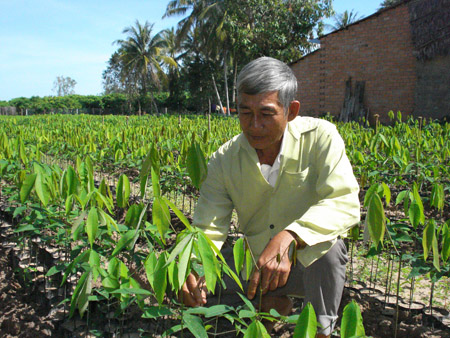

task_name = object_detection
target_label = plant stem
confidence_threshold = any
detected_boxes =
[394,254,402,338]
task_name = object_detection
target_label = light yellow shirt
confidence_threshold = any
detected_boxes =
[193,116,360,267]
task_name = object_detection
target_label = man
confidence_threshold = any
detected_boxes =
[181,57,360,337]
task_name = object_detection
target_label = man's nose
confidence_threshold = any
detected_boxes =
[250,114,263,129]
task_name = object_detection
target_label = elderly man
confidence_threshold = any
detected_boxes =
[181,57,360,337]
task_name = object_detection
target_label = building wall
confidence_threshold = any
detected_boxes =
[415,54,450,119]
[291,4,417,122]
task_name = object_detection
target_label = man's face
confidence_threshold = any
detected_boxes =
[238,91,299,152]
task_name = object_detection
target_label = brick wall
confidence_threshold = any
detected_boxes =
[415,54,450,119]
[291,4,417,122]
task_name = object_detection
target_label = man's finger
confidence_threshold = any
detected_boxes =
[278,269,290,288]
[260,266,272,295]
[247,269,260,299]
[269,270,280,291]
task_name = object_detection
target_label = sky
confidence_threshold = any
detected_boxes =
[0,0,383,101]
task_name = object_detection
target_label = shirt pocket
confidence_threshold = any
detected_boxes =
[282,167,310,187]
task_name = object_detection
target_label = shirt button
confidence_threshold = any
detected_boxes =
[269,224,274,229]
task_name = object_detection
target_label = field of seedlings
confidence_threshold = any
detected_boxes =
[0,113,449,338]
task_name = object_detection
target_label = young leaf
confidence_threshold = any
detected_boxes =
[111,230,135,257]
[197,232,218,293]
[341,300,365,338]
[233,237,245,276]
[152,196,171,243]
[293,302,317,338]
[422,221,434,261]
[163,197,192,230]
[442,221,450,262]
[244,320,270,338]
[182,314,208,338]
[86,207,98,248]
[151,165,161,198]
[409,201,422,229]
[366,193,385,247]
[178,238,194,289]
[20,173,36,203]
[186,142,208,189]
[154,254,168,305]
[116,174,130,208]
[35,173,51,207]
[432,229,440,272]
[140,147,153,198]
[69,269,93,318]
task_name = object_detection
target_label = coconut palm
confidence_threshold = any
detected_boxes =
[379,0,402,10]
[329,10,363,31]
[115,20,177,114]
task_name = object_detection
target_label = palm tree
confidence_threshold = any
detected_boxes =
[115,20,177,114]
[379,0,402,10]
[165,0,236,115]
[328,10,363,31]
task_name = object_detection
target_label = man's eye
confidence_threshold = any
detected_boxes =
[239,111,250,115]
[262,111,275,116]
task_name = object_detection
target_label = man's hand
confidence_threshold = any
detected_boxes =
[180,273,207,307]
[247,230,298,300]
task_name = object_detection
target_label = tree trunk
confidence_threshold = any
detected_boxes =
[212,74,224,115]
[232,53,238,105]
[149,91,160,114]
[223,49,230,116]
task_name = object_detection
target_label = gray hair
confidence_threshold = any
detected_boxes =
[237,57,298,114]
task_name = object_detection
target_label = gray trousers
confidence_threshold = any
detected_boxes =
[210,239,348,336]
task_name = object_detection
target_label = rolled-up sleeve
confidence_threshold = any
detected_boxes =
[192,151,234,252]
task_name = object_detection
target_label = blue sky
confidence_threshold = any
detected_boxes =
[0,0,382,101]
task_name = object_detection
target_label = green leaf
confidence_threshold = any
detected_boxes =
[341,300,365,338]
[366,193,385,247]
[154,254,168,305]
[432,229,440,272]
[381,182,391,205]
[163,197,192,230]
[144,251,157,289]
[293,302,317,338]
[142,306,174,319]
[363,184,378,207]
[233,237,245,276]
[186,142,207,189]
[66,165,78,196]
[408,201,422,229]
[237,292,256,313]
[395,190,408,206]
[85,156,95,193]
[140,147,153,198]
[62,249,90,286]
[116,174,130,208]
[152,196,171,243]
[111,230,135,257]
[178,237,193,289]
[35,173,51,206]
[244,320,270,338]
[442,221,450,262]
[430,183,445,211]
[20,173,36,203]
[86,207,98,248]
[412,183,425,225]
[183,314,208,338]
[197,232,218,293]
[69,269,93,318]
[151,165,161,198]
[111,288,152,296]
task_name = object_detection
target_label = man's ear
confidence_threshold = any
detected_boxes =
[288,100,300,121]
